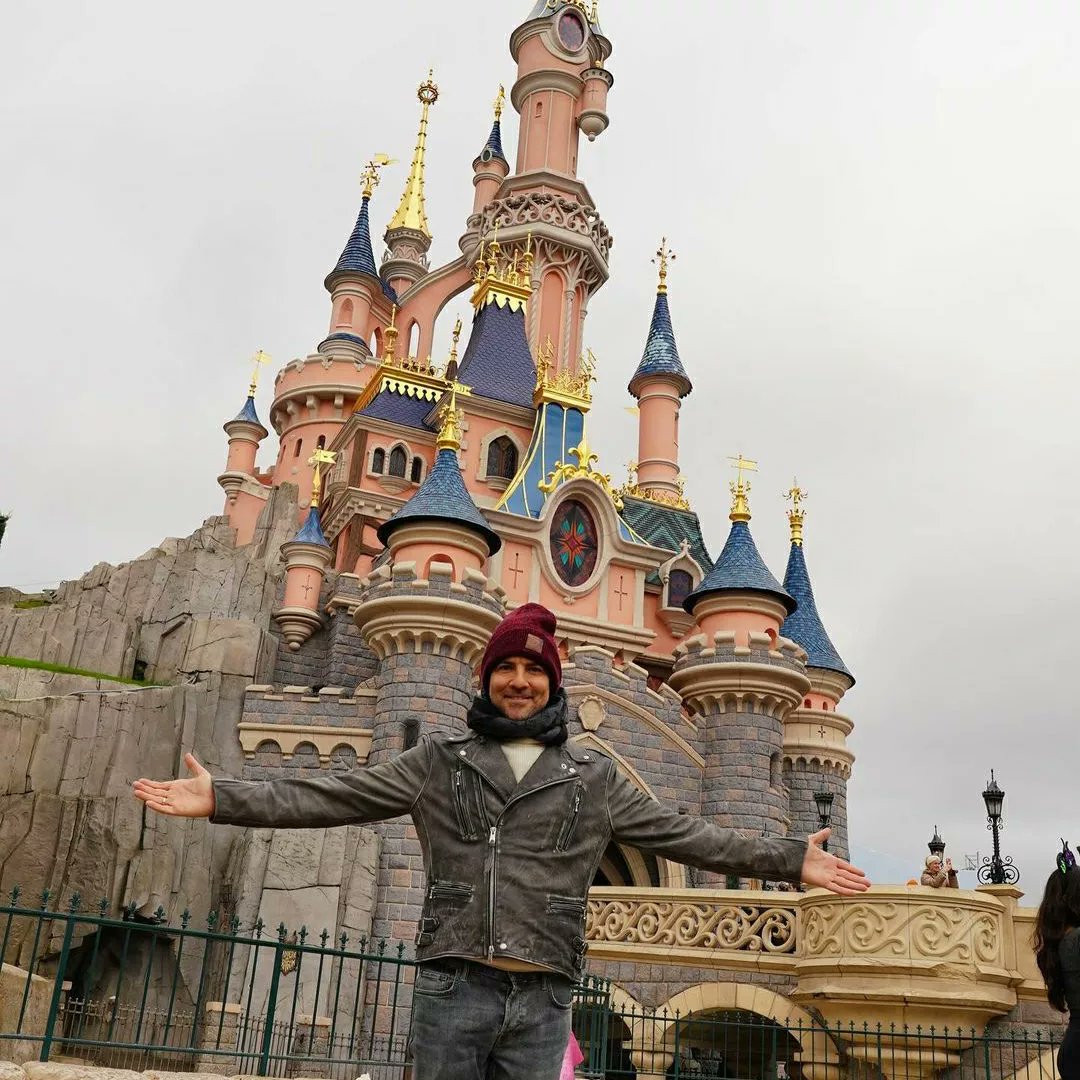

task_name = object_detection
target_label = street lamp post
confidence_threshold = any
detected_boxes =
[814,791,834,852]
[977,770,1019,886]
[928,827,946,861]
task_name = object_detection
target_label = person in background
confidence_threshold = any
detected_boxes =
[1034,842,1080,1080]
[921,854,958,888]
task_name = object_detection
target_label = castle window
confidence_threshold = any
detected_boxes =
[316,435,326,450]
[388,446,408,477]
[410,456,423,483]
[549,499,598,587]
[294,439,302,458]
[371,448,385,474]
[667,569,693,608]
[486,436,518,480]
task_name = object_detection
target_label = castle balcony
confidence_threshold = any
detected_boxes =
[586,884,1037,1080]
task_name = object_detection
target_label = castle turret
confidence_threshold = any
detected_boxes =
[669,459,810,867]
[627,240,692,504]
[383,74,439,296]
[322,157,393,363]
[274,450,336,650]
[218,352,269,511]
[353,396,504,947]
[779,484,855,859]
[470,87,511,219]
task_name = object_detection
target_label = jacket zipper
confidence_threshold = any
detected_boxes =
[485,773,578,962]
[453,767,475,842]
[555,784,583,852]
[487,825,497,962]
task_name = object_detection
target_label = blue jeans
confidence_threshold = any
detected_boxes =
[409,959,574,1080]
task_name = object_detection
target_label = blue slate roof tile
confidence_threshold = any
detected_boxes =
[328,195,378,283]
[456,303,536,409]
[629,291,692,397]
[293,506,329,547]
[232,395,263,426]
[358,388,436,430]
[684,520,795,614]
[480,119,507,164]
[378,447,501,554]
[781,543,853,681]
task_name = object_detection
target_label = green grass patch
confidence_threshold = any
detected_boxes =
[13,599,50,610]
[0,656,162,686]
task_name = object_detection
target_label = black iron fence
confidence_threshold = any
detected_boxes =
[0,888,1065,1079]
[0,888,411,1077]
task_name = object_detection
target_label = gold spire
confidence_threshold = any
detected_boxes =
[308,448,338,509]
[248,349,271,397]
[728,453,757,523]
[383,305,399,363]
[387,72,439,237]
[493,84,505,122]
[654,238,675,295]
[436,356,472,452]
[785,480,807,547]
[361,153,394,200]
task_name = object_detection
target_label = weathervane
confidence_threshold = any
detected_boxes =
[653,238,676,295]
[248,350,271,397]
[785,480,807,546]
[728,453,757,523]
[361,153,395,199]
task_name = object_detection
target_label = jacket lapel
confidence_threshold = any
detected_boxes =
[457,735,517,802]
[506,745,578,803]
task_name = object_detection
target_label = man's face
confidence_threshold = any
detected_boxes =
[488,656,551,721]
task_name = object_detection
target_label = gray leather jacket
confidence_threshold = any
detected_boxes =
[211,730,807,979]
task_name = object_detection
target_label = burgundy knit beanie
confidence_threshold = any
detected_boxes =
[480,603,562,693]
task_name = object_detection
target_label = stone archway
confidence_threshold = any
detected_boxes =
[625,983,842,1080]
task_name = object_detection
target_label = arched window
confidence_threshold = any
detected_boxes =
[388,446,408,477]
[293,439,302,458]
[371,448,385,474]
[667,569,693,608]
[486,436,518,479]
[316,435,326,450]
[335,298,354,329]
[410,456,423,483]
[407,321,420,359]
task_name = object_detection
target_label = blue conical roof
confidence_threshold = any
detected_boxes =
[293,506,329,548]
[327,195,378,282]
[628,291,692,398]
[781,543,853,682]
[377,448,502,555]
[231,395,263,426]
[479,119,507,165]
[683,520,795,615]
[455,302,536,408]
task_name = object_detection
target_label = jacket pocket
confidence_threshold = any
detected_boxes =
[451,766,478,842]
[429,880,475,903]
[554,782,583,852]
[546,894,587,916]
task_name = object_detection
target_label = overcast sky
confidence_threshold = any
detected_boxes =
[4,1,1080,893]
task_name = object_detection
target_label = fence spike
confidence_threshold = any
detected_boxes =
[276,921,288,942]
[230,915,241,934]
[8,884,21,905]
[207,909,219,930]
[254,917,264,937]
[39,888,52,909]
[68,892,82,913]
[124,900,137,920]
[359,933,368,950]
[376,937,387,955]
[153,905,167,924]
[319,928,329,947]
[299,925,308,944]
[97,896,110,916]
[339,931,348,948]
[181,908,191,928]
[396,941,406,959]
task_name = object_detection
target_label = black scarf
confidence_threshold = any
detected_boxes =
[466,689,568,746]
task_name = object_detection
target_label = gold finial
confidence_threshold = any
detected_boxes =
[383,304,399,363]
[785,480,807,547]
[436,375,472,452]
[307,448,338,509]
[728,453,757,523]
[450,317,463,363]
[590,0,599,23]
[361,153,394,200]
[387,72,439,237]
[653,238,675,295]
[471,226,533,313]
[248,349,271,396]
[493,84,505,121]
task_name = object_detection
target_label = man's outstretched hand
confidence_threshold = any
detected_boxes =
[133,753,215,819]
[801,829,870,895]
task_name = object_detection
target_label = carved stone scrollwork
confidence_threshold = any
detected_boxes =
[587,899,797,954]
[478,194,612,260]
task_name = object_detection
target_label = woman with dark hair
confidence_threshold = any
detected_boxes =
[1034,842,1080,1079]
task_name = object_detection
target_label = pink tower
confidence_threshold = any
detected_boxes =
[468,87,511,225]
[627,240,692,505]
[218,352,269,512]
[481,1,614,374]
